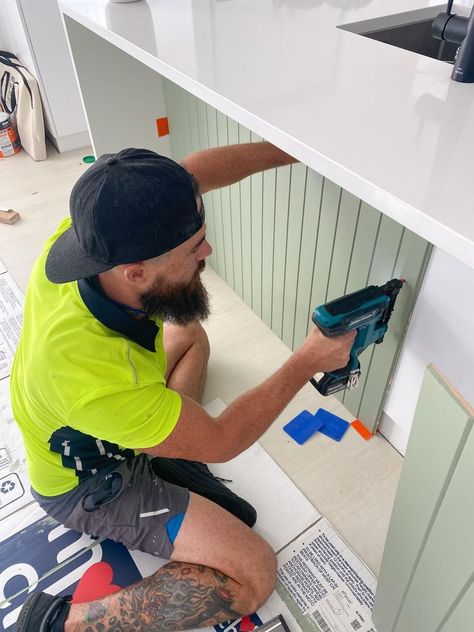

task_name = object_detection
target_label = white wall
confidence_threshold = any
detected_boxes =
[0,0,89,151]
[0,0,36,73]
[380,247,474,453]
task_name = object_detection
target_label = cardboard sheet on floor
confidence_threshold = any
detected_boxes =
[0,271,24,380]
[0,378,34,521]
[204,398,321,551]
[276,518,377,632]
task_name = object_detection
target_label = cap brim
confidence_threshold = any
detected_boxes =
[45,226,114,283]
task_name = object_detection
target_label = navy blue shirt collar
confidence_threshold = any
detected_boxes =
[77,276,158,352]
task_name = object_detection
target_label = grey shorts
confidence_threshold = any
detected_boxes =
[33,454,190,559]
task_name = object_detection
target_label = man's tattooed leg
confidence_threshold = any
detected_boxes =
[66,561,246,632]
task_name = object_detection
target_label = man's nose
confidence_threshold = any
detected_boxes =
[197,239,212,260]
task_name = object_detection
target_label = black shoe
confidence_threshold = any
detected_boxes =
[150,458,257,527]
[15,592,71,631]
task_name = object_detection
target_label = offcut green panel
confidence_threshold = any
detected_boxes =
[372,365,474,632]
[163,80,430,431]
[442,581,474,632]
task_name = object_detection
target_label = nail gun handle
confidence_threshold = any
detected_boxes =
[310,357,361,396]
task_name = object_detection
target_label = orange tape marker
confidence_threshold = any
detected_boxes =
[156,117,170,137]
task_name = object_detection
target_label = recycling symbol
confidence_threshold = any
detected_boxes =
[0,479,15,494]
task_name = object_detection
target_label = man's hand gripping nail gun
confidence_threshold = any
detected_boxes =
[310,278,405,396]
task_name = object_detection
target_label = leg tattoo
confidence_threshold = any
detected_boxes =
[68,561,243,631]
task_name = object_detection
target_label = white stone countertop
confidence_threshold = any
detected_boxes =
[59,0,474,269]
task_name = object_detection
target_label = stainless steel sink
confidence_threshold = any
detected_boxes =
[339,7,458,64]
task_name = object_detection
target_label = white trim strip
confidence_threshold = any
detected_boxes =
[139,508,170,518]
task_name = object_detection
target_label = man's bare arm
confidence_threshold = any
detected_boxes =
[180,142,297,194]
[138,327,355,462]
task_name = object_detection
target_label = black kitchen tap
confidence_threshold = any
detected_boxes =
[432,0,474,82]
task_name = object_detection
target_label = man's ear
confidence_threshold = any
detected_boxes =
[122,262,148,286]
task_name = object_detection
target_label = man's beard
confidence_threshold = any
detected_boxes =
[139,261,210,325]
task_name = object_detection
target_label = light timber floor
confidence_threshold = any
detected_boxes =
[0,144,403,575]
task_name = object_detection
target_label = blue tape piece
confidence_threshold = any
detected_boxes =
[314,408,350,442]
[283,410,324,445]
[166,512,186,544]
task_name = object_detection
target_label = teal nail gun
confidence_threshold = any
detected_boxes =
[310,278,405,396]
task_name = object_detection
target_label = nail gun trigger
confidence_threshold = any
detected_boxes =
[347,369,361,390]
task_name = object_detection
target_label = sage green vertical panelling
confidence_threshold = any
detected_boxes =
[325,190,361,300]
[261,169,277,327]
[228,119,243,296]
[281,164,307,348]
[186,94,200,154]
[356,231,432,425]
[164,80,186,160]
[196,98,218,271]
[162,81,430,431]
[442,581,474,632]
[250,132,264,317]
[216,112,234,288]
[271,166,292,338]
[342,214,404,416]
[206,105,226,278]
[344,202,381,294]
[239,126,253,305]
[307,179,342,331]
[372,365,474,632]
[292,170,324,349]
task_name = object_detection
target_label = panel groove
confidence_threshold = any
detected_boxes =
[259,175,264,316]
[365,213,383,286]
[325,187,343,304]
[391,227,406,279]
[305,177,326,337]
[343,199,362,296]
[435,573,474,632]
[269,171,278,329]
[279,165,293,338]
[291,167,309,349]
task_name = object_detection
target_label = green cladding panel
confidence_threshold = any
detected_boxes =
[163,80,431,432]
[373,365,474,631]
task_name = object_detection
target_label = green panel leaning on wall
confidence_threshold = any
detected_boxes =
[163,79,431,433]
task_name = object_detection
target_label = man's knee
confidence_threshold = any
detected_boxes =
[243,539,277,613]
[189,322,210,361]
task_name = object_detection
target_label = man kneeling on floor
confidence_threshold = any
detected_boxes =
[11,142,355,631]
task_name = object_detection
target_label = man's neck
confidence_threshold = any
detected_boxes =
[96,273,147,317]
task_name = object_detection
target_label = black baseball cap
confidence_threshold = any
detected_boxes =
[45,148,203,284]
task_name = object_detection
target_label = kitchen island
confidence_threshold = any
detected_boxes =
[59,0,474,268]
